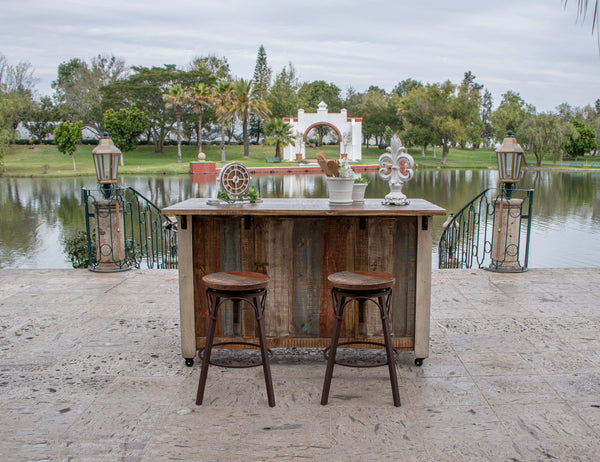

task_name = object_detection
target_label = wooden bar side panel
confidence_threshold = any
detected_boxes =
[391,217,417,337]
[415,215,433,360]
[193,216,222,341]
[177,215,196,359]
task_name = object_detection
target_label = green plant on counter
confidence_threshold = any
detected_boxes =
[217,184,260,203]
[354,174,369,184]
[217,189,231,202]
[247,184,260,203]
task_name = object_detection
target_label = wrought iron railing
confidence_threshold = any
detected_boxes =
[438,188,534,272]
[83,186,177,271]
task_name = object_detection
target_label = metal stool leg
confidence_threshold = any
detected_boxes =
[378,293,401,407]
[196,292,219,405]
[321,290,344,405]
[253,293,275,407]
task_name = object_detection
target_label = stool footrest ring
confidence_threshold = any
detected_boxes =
[324,341,398,368]
[200,341,274,368]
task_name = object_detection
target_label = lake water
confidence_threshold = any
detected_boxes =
[1,168,599,269]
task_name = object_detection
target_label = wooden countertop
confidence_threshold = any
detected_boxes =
[162,198,446,217]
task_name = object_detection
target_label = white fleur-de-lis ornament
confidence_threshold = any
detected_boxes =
[378,134,415,205]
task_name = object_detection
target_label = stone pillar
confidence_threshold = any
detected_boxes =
[490,198,523,271]
[94,199,127,271]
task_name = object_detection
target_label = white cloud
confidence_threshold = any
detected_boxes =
[1,0,598,111]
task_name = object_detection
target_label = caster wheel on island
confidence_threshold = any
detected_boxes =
[185,358,194,367]
[414,358,424,367]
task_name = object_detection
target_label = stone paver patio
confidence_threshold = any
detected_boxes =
[1,268,599,461]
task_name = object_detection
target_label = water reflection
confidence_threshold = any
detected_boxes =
[1,169,599,269]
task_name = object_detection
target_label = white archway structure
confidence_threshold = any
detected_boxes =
[283,101,362,161]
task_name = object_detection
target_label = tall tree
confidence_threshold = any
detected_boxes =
[163,84,186,163]
[231,78,270,158]
[213,81,233,163]
[298,80,342,112]
[342,87,363,116]
[490,91,535,141]
[361,86,402,147]
[249,45,272,143]
[101,65,190,152]
[190,55,231,82]
[406,124,439,156]
[456,71,484,148]
[400,81,466,163]
[518,112,575,166]
[565,120,598,156]
[103,103,148,157]
[481,89,494,147]
[186,82,214,155]
[392,78,423,98]
[0,55,37,138]
[54,120,83,171]
[24,96,59,143]
[52,54,127,133]
[267,63,299,118]
[263,118,295,160]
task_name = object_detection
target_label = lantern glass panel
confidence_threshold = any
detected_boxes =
[111,153,120,180]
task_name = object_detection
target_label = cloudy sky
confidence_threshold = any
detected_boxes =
[2,0,599,112]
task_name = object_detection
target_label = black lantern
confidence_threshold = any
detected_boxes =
[92,133,122,185]
[496,131,524,183]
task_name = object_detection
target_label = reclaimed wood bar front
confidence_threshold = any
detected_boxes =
[162,198,446,365]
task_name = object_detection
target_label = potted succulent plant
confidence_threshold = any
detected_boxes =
[352,174,369,204]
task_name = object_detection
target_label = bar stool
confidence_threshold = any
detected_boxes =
[321,270,401,407]
[196,271,275,407]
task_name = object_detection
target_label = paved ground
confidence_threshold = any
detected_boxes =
[1,268,599,461]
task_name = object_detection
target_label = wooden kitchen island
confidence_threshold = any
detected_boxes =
[162,198,446,366]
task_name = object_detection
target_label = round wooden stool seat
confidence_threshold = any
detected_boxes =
[202,271,269,291]
[328,271,395,291]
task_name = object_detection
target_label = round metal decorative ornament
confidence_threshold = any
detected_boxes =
[219,162,250,197]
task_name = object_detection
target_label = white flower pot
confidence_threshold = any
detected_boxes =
[352,183,368,204]
[326,177,354,205]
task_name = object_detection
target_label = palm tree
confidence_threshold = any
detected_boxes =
[231,78,270,159]
[186,82,214,156]
[213,81,234,163]
[566,0,599,44]
[163,84,185,163]
[263,118,295,160]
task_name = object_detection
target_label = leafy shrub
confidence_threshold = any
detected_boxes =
[64,230,96,269]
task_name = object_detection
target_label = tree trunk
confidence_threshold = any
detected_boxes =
[421,145,426,157]
[176,106,182,163]
[197,110,203,154]
[71,154,76,171]
[275,140,281,159]
[220,117,226,163]
[152,128,164,153]
[243,111,249,158]
[441,141,450,164]
[255,120,261,144]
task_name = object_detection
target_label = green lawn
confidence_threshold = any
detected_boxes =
[0,142,585,178]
